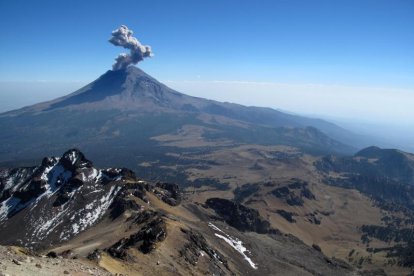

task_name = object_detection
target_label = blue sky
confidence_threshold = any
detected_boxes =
[0,0,413,84]
[0,0,413,126]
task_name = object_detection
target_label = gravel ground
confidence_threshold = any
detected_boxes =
[0,246,112,276]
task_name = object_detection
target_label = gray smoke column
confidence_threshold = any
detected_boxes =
[109,25,153,70]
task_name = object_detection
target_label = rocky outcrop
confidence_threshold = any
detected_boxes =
[87,249,102,262]
[2,149,98,213]
[179,228,228,267]
[271,179,315,206]
[128,209,159,226]
[107,215,167,259]
[59,149,93,171]
[0,149,138,249]
[109,195,141,219]
[205,198,278,234]
[276,209,297,223]
[305,212,321,225]
[0,167,37,202]
[150,182,182,206]
[130,182,149,203]
[233,183,259,203]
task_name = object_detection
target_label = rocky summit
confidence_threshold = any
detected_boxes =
[0,149,137,248]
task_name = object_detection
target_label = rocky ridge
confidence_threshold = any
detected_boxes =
[0,150,365,275]
[0,149,174,250]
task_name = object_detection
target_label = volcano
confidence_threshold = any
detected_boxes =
[0,66,357,170]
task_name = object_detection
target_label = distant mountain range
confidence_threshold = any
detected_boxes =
[0,66,365,169]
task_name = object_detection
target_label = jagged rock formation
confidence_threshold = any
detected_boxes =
[0,149,145,249]
[276,209,297,223]
[205,198,277,234]
[109,195,142,219]
[179,228,233,275]
[107,215,167,258]
[151,182,182,206]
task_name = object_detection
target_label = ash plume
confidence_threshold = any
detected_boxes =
[109,25,153,70]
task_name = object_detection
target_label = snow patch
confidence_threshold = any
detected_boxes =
[209,223,258,269]
[27,165,73,213]
[72,223,79,234]
[97,170,123,182]
[80,168,99,182]
[0,197,21,221]
[70,185,121,235]
[40,163,72,197]
[33,205,71,239]
[67,150,78,165]
[40,165,54,181]
[208,222,224,233]
[6,176,16,190]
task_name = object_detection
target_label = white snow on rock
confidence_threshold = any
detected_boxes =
[44,165,72,196]
[80,168,99,182]
[70,185,121,235]
[32,204,71,239]
[0,197,21,221]
[208,222,224,233]
[0,150,131,245]
[40,164,54,181]
[71,224,80,236]
[67,150,79,165]
[1,161,75,222]
[31,183,122,241]
[97,170,123,182]
[209,223,258,269]
[4,170,25,191]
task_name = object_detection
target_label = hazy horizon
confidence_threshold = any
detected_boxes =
[1,76,414,126]
[1,74,413,153]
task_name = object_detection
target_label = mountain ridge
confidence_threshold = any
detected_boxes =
[0,66,360,170]
[0,149,358,275]
[1,66,359,150]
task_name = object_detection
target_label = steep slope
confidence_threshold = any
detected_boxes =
[0,150,358,275]
[0,66,356,170]
[0,149,137,248]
